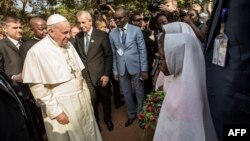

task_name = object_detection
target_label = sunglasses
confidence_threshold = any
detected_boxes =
[114,16,125,21]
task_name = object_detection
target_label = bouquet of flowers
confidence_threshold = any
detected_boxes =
[138,90,165,129]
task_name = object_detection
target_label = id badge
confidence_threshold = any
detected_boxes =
[117,48,124,56]
[212,34,228,67]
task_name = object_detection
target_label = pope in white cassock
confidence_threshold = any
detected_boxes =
[22,14,102,141]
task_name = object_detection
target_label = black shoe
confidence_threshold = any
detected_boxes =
[115,101,125,109]
[125,117,136,127]
[105,121,114,131]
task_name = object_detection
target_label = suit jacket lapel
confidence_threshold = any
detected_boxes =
[114,28,123,47]
[0,83,8,93]
[76,32,86,58]
[0,75,15,97]
[87,28,96,55]
[205,0,223,53]
[125,24,131,46]
[5,38,19,53]
[111,28,123,48]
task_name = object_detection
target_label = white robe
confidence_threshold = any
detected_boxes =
[155,71,173,94]
[22,36,102,141]
[154,22,217,141]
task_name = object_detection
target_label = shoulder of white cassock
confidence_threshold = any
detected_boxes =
[22,36,85,84]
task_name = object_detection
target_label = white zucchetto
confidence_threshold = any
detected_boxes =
[47,14,67,26]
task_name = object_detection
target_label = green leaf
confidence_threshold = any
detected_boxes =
[149,122,156,129]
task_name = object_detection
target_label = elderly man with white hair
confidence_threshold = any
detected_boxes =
[22,14,102,141]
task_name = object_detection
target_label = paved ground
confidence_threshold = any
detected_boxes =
[98,95,155,141]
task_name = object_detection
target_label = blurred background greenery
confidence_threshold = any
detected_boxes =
[0,0,208,39]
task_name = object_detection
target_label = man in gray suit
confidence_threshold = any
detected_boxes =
[109,8,148,127]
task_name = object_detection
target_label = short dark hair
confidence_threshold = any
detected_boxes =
[130,11,142,21]
[155,11,175,23]
[1,16,20,26]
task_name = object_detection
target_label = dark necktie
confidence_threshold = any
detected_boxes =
[84,33,90,54]
[121,28,126,45]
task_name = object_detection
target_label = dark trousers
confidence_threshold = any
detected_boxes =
[18,83,46,141]
[82,70,112,124]
[26,98,46,141]
[87,82,112,124]
[144,76,153,94]
[111,77,123,106]
[95,83,112,122]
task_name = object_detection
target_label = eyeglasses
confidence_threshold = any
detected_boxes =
[114,16,125,21]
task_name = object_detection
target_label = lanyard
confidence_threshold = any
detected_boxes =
[219,8,228,34]
[212,8,229,67]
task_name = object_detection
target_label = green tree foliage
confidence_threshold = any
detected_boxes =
[1,0,206,40]
[57,0,98,24]
[0,0,17,16]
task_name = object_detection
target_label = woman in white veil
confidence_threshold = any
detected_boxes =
[155,22,201,93]
[153,22,217,141]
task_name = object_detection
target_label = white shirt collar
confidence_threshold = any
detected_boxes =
[86,26,93,36]
[120,23,128,31]
[7,36,19,47]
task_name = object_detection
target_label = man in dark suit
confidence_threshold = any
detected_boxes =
[0,16,23,82]
[20,16,47,64]
[0,16,40,140]
[75,10,114,131]
[0,70,30,141]
[0,15,30,106]
[205,1,250,141]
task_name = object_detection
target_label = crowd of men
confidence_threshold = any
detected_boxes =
[1,0,250,141]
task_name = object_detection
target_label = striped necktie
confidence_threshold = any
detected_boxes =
[16,41,22,49]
